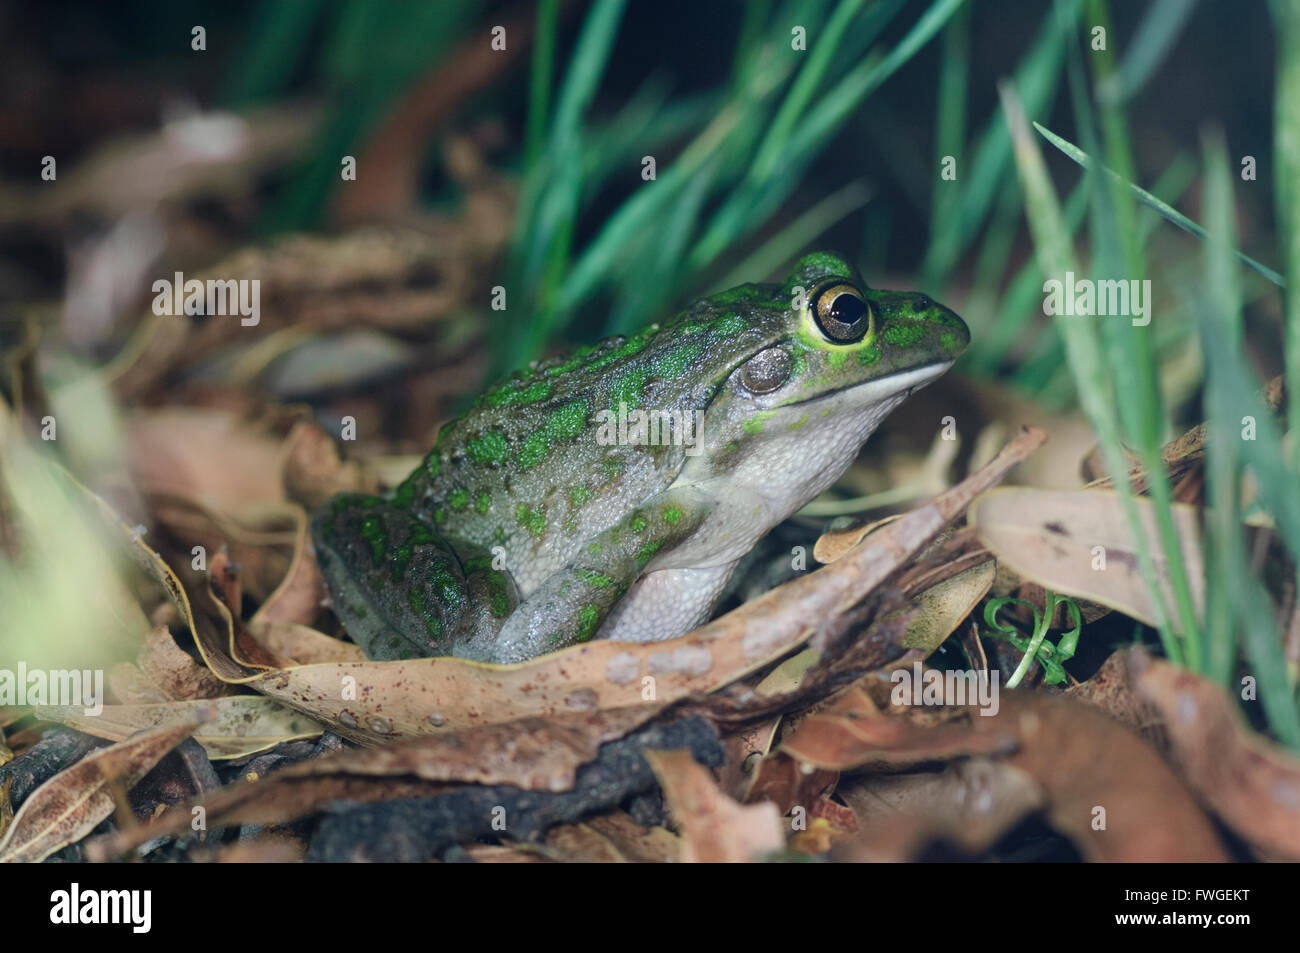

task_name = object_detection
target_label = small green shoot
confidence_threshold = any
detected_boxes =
[983,592,1083,688]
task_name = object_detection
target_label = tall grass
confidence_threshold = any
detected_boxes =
[497,0,968,373]
[1001,1,1300,746]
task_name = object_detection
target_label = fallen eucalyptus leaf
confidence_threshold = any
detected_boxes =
[971,487,1205,627]
[35,696,323,759]
[1131,649,1300,859]
[0,719,201,863]
[646,748,785,862]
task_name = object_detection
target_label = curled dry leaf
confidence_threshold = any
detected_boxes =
[35,696,323,760]
[645,748,785,862]
[0,719,201,863]
[126,408,286,512]
[246,619,368,665]
[249,485,331,629]
[763,680,1227,861]
[836,759,1045,861]
[278,419,372,512]
[964,691,1229,861]
[1130,649,1300,859]
[971,487,1205,628]
[137,625,230,701]
[897,559,995,654]
[776,684,1016,771]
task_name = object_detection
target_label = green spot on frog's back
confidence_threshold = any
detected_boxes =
[575,604,601,642]
[360,515,386,565]
[518,399,589,469]
[393,478,416,508]
[709,312,747,336]
[475,491,492,515]
[610,368,650,411]
[485,379,552,408]
[516,503,546,538]
[448,487,470,511]
[466,430,508,466]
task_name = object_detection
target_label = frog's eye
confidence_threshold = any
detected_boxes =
[740,347,791,394]
[810,281,872,344]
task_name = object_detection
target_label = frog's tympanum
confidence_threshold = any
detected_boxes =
[311,253,969,663]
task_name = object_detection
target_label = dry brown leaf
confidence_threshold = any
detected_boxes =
[718,717,782,802]
[36,696,323,760]
[245,620,367,665]
[127,408,286,510]
[0,719,201,863]
[646,748,784,862]
[137,625,230,700]
[776,683,1016,771]
[1130,649,1300,859]
[837,759,1045,861]
[278,419,372,512]
[967,691,1229,861]
[971,486,1205,627]
[897,559,996,653]
[248,495,330,628]
[788,793,859,854]
[814,514,903,564]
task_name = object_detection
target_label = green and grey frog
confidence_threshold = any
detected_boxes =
[311,252,968,663]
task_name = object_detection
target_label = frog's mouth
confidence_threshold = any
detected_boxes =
[785,359,953,409]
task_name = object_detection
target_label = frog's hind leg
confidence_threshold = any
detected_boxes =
[596,562,739,643]
[488,487,709,663]
[310,493,517,661]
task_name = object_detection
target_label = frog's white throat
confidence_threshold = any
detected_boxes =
[728,358,954,518]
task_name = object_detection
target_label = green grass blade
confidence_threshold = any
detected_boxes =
[1034,122,1285,286]
[1199,128,1247,688]
[1097,0,1196,104]
[1000,78,1183,664]
[1275,1,1300,477]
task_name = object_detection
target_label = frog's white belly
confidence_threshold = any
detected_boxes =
[598,360,952,643]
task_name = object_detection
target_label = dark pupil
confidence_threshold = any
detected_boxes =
[830,294,866,327]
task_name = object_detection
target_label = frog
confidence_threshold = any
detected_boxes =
[310,252,969,664]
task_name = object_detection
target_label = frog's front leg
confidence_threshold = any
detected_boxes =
[311,493,519,661]
[489,488,709,663]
